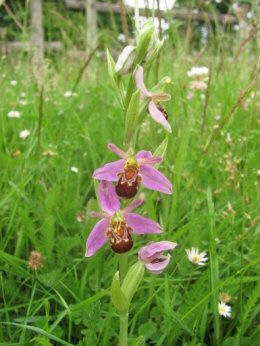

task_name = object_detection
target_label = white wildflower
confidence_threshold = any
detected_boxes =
[19,129,30,139]
[64,91,77,98]
[219,301,231,318]
[71,166,79,173]
[10,80,18,86]
[186,247,208,266]
[226,132,232,143]
[118,33,126,43]
[19,99,28,106]
[187,67,209,78]
[8,110,21,118]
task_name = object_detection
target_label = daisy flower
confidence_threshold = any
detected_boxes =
[186,247,208,266]
[219,301,231,318]
[19,129,30,139]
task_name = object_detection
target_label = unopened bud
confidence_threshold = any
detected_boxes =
[146,34,164,63]
[111,271,128,315]
[115,45,136,75]
[121,261,145,304]
[136,21,155,64]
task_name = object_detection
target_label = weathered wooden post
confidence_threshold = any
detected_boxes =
[86,0,97,50]
[30,0,44,79]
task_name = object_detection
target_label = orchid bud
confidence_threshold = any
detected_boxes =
[115,45,136,75]
[136,21,155,64]
[138,241,178,274]
[111,271,129,315]
[121,261,145,304]
[145,34,164,63]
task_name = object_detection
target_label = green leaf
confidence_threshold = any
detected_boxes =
[0,251,29,278]
[1,323,74,346]
[106,49,124,108]
[136,22,154,64]
[124,89,141,145]
[133,336,145,346]
[153,137,168,160]
[106,49,116,80]
[33,336,53,346]
[111,271,128,315]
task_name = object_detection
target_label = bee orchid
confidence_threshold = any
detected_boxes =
[86,181,163,257]
[135,66,172,133]
[138,241,177,274]
[93,143,173,199]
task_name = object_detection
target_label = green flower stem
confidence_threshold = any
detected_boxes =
[119,313,129,346]
[134,0,140,34]
[118,254,129,346]
[118,253,128,283]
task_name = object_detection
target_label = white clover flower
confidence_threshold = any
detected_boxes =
[10,80,18,86]
[19,100,28,106]
[19,129,30,139]
[8,110,21,118]
[64,91,77,98]
[233,24,240,32]
[187,67,209,78]
[118,33,126,43]
[186,247,208,266]
[20,92,26,98]
[71,166,79,173]
[219,301,231,318]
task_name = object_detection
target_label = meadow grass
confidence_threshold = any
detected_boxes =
[0,23,260,346]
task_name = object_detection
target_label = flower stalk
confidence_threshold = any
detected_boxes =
[118,253,128,283]
[119,313,129,346]
[85,19,177,345]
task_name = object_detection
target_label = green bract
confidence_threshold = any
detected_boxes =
[111,271,128,316]
[121,262,145,305]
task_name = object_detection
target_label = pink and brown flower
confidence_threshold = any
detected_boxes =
[85,181,162,257]
[138,241,177,274]
[135,66,172,132]
[93,143,172,199]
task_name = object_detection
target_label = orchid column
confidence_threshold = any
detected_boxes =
[85,21,177,346]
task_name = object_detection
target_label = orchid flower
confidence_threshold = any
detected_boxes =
[93,143,173,199]
[86,181,162,257]
[135,66,172,132]
[138,241,177,274]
